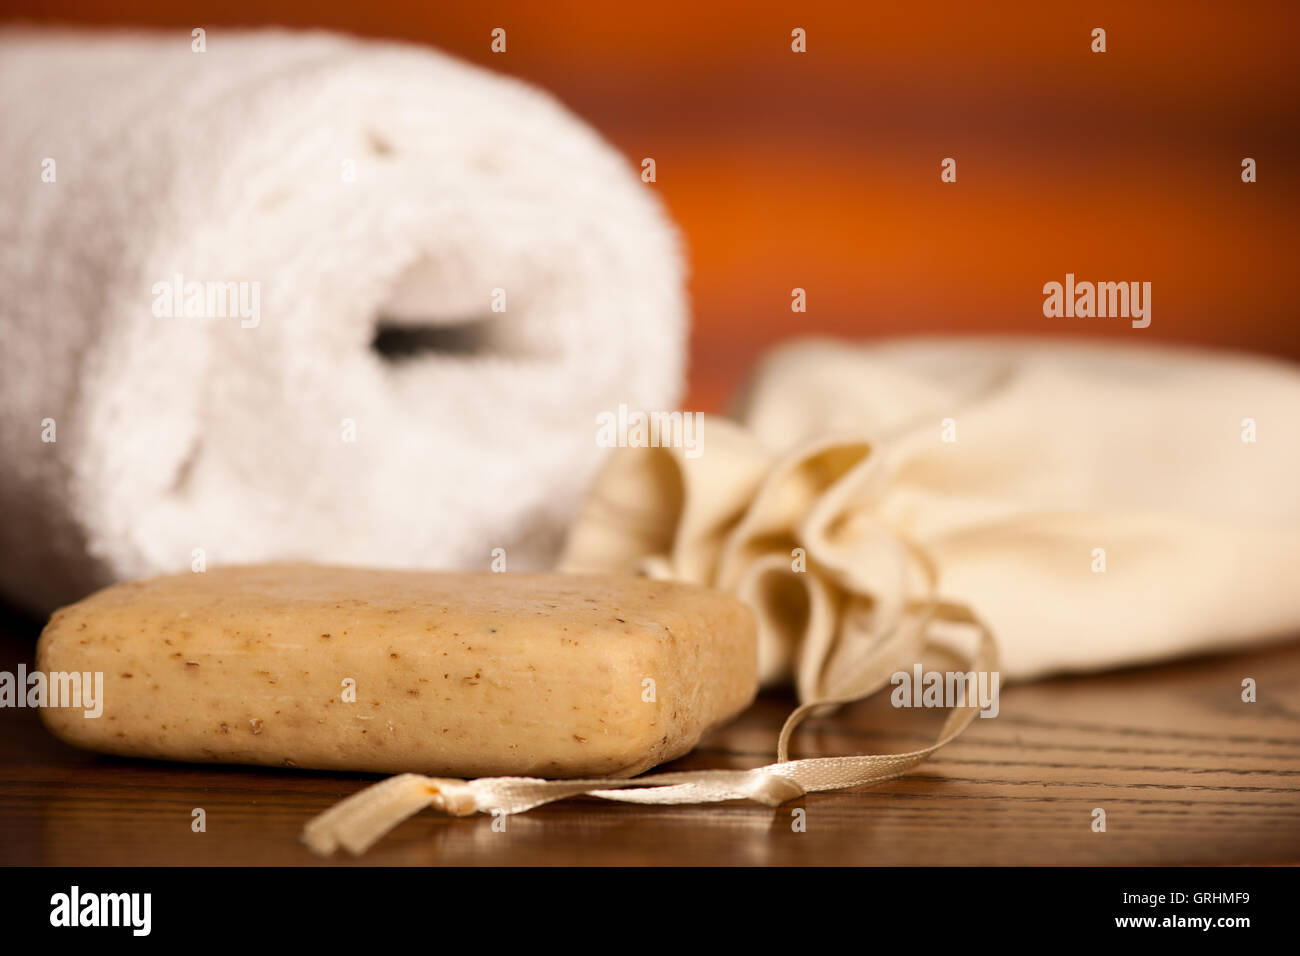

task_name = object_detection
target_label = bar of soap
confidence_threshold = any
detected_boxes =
[37,564,757,778]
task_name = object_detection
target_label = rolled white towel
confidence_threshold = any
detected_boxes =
[0,29,686,615]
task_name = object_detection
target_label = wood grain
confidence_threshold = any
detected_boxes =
[1,604,1296,866]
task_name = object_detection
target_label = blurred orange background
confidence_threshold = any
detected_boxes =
[8,0,1298,410]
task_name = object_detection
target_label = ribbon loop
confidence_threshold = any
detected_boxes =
[426,778,478,816]
[301,601,998,855]
[743,769,807,806]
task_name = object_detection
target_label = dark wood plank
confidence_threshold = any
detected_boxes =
[2,603,1296,865]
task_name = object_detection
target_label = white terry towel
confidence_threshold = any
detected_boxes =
[562,338,1300,691]
[0,29,685,615]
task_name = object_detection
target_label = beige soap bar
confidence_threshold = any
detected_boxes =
[37,564,757,778]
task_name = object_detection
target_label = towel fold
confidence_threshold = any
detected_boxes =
[0,29,685,615]
[561,338,1300,688]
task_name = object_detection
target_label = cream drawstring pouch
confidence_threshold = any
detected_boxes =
[304,337,1300,854]
[563,337,1300,684]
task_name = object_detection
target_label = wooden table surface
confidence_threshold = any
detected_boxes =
[2,603,1297,866]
